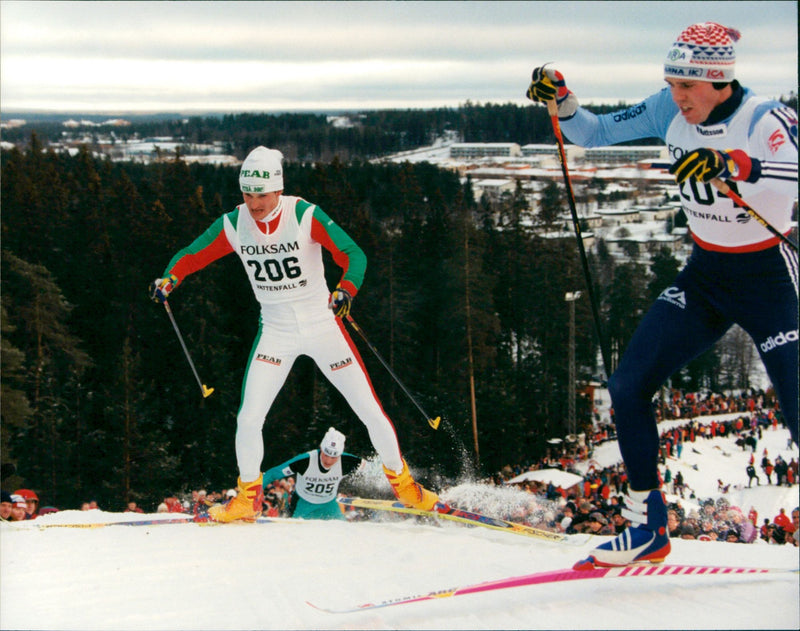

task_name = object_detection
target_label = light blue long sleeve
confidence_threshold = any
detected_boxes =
[560,87,678,148]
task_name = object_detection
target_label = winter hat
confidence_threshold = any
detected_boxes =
[1,490,12,504]
[239,146,284,194]
[14,488,38,503]
[10,494,27,509]
[664,22,740,83]
[320,427,346,458]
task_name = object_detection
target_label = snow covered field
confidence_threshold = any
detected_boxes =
[2,423,798,630]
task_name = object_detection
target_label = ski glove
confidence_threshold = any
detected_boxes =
[669,148,756,185]
[328,286,353,318]
[526,66,579,118]
[149,274,178,303]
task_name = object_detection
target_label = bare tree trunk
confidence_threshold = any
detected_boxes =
[464,217,479,467]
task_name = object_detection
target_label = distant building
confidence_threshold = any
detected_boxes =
[577,214,605,230]
[472,178,516,199]
[101,119,132,127]
[450,143,521,159]
[521,143,585,163]
[595,207,642,226]
[605,225,686,257]
[327,115,357,129]
[635,204,682,221]
[582,145,668,165]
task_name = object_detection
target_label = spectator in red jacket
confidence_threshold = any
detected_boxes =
[773,508,793,532]
[164,497,184,513]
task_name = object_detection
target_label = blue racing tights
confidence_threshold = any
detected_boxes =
[608,242,798,491]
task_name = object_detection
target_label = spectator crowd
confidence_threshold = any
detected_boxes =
[488,389,798,547]
[3,389,797,548]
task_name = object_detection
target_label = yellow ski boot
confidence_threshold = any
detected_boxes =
[384,459,439,511]
[208,475,264,523]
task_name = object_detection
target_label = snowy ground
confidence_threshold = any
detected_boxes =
[2,423,798,631]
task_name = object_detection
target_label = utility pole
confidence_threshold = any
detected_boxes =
[465,211,479,467]
[565,291,582,438]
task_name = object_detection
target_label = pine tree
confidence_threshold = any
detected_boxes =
[1,251,91,505]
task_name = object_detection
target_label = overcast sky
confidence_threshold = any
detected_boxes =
[1,0,797,114]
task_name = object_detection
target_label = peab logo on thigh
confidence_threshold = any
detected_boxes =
[330,357,353,371]
[256,353,282,366]
[760,330,798,353]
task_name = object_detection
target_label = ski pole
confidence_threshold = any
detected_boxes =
[711,179,798,252]
[545,98,613,379]
[163,300,214,398]
[345,315,441,430]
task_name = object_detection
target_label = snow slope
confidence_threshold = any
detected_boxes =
[2,425,798,631]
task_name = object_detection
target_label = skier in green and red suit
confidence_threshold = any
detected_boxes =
[150,146,439,522]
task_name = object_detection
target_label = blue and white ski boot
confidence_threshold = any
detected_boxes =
[574,489,671,570]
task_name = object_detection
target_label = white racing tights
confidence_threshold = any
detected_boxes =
[235,317,404,482]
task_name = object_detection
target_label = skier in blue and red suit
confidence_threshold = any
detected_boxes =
[526,22,797,568]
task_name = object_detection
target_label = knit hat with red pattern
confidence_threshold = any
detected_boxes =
[664,22,741,83]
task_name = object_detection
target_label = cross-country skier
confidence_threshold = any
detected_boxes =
[526,22,798,568]
[262,427,364,520]
[150,146,439,522]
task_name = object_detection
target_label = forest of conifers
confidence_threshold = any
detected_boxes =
[1,102,754,510]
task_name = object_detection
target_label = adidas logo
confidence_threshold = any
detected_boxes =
[760,330,798,353]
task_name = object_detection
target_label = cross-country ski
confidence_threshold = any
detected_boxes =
[337,496,580,543]
[3,513,277,530]
[307,564,799,614]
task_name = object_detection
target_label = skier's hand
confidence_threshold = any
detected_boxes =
[526,66,578,118]
[149,274,178,303]
[328,286,352,318]
[669,148,755,184]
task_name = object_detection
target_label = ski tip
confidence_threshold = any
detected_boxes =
[573,557,598,571]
